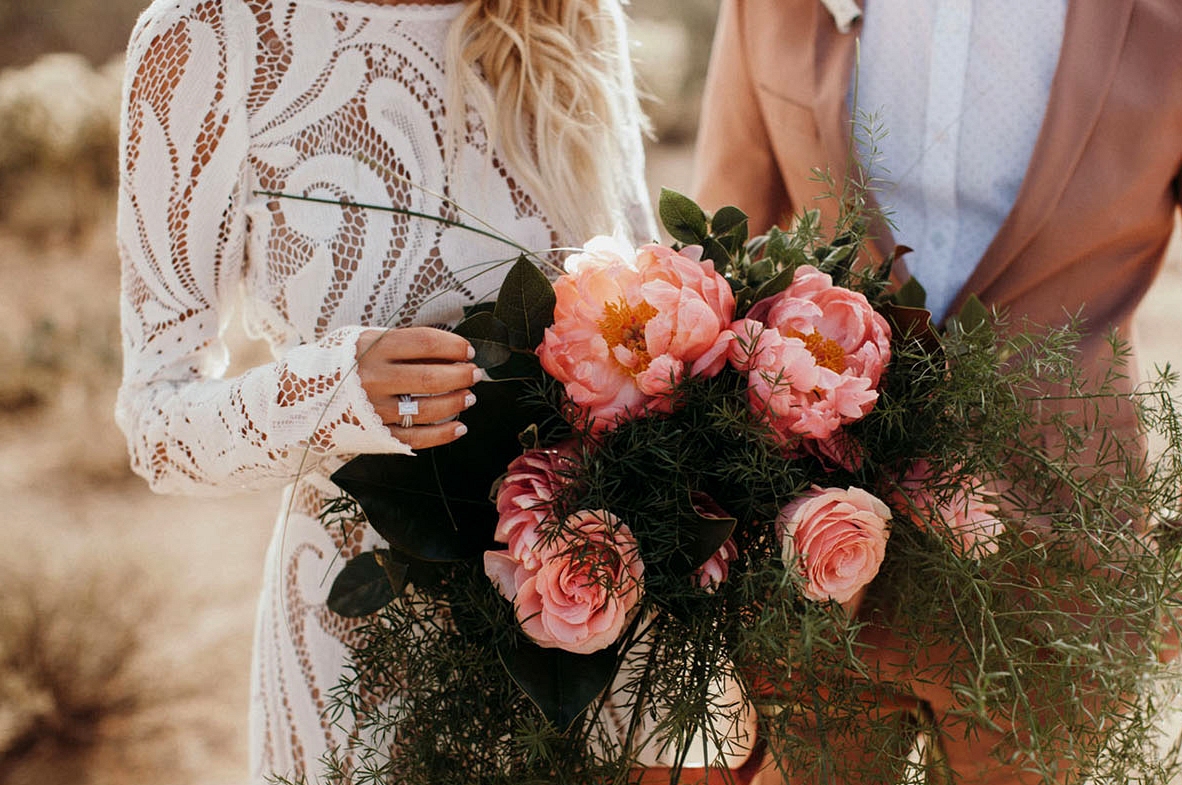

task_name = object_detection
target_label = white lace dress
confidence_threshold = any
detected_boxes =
[114,1,654,780]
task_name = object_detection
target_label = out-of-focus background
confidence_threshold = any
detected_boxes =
[0,2,1178,783]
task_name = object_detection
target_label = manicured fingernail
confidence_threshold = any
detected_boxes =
[472,367,485,384]
[466,344,476,360]
[455,423,468,437]
[464,393,477,408]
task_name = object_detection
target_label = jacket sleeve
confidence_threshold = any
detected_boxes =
[691,0,793,234]
[114,2,408,497]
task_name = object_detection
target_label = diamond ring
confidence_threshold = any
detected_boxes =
[398,394,419,429]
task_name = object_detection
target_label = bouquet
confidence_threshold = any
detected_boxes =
[307,190,1182,785]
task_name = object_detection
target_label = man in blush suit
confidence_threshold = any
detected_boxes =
[692,1,1182,783]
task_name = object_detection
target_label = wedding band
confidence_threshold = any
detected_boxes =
[398,394,419,428]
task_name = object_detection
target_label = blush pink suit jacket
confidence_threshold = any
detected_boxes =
[692,2,1182,780]
[693,0,1182,394]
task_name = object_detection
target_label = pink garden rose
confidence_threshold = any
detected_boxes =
[537,238,736,433]
[777,486,891,604]
[484,509,644,655]
[729,266,891,443]
[493,444,580,571]
[896,460,1003,559]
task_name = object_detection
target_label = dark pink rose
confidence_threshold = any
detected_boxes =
[493,444,580,571]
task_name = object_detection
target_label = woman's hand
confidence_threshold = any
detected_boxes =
[356,327,480,450]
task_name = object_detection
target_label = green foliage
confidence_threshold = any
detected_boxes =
[297,190,1182,785]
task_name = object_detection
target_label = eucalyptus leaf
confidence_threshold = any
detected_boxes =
[327,551,398,617]
[498,639,619,730]
[659,188,709,245]
[493,256,556,351]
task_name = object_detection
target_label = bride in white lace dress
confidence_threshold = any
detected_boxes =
[114,0,654,780]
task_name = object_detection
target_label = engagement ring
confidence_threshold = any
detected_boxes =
[398,394,419,428]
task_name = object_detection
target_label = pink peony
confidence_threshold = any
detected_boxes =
[693,537,739,591]
[896,460,1003,559]
[729,266,891,442]
[537,238,736,433]
[484,509,644,655]
[777,486,891,604]
[493,444,580,571]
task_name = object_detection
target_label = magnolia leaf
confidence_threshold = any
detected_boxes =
[499,639,619,730]
[454,311,511,369]
[710,204,748,242]
[327,551,399,617]
[701,237,731,274]
[952,294,990,334]
[892,276,927,310]
[747,268,796,311]
[493,256,556,351]
[659,188,709,245]
[881,303,942,355]
[669,491,737,577]
[331,379,536,562]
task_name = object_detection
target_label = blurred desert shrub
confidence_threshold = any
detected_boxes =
[0,0,147,70]
[0,551,158,784]
[0,52,123,241]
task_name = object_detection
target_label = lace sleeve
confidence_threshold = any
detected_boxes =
[115,1,407,497]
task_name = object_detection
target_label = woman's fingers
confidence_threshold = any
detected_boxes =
[372,389,477,426]
[363,361,483,399]
[388,420,469,450]
[358,326,474,363]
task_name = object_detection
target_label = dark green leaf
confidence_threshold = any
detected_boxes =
[498,639,619,730]
[331,379,537,561]
[659,188,709,245]
[881,303,942,355]
[493,256,556,351]
[327,551,397,617]
[951,294,990,334]
[666,491,737,577]
[749,267,796,308]
[892,276,927,310]
[701,237,731,274]
[710,205,748,239]
[454,311,511,369]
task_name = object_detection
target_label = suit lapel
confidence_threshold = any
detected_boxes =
[950,0,1136,312]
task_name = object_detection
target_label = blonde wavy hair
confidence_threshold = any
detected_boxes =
[445,0,640,243]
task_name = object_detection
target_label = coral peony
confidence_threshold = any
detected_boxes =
[777,486,891,604]
[484,509,644,655]
[493,444,580,571]
[729,265,891,442]
[537,238,735,433]
[896,460,1003,559]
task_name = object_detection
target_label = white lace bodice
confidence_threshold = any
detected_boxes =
[115,0,655,496]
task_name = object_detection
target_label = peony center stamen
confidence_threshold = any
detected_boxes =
[598,298,658,373]
[787,328,847,374]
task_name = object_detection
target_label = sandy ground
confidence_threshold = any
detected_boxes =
[2,143,1180,784]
